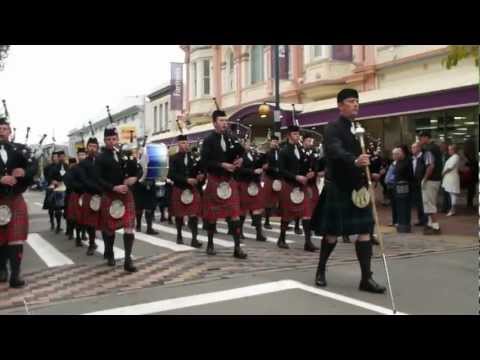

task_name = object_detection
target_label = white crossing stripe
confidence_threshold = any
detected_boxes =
[34,202,43,207]
[81,239,127,260]
[149,223,242,248]
[27,233,74,267]
[84,279,406,315]
[215,222,295,244]
[117,229,195,252]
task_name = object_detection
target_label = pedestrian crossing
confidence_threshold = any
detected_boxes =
[215,220,296,244]
[116,229,195,252]
[80,238,126,260]
[27,234,74,267]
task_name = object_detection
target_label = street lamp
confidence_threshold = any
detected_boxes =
[0,45,10,71]
[258,102,270,118]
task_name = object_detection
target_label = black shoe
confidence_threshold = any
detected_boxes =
[294,228,303,235]
[146,228,159,235]
[359,278,386,294]
[314,230,322,237]
[124,259,137,273]
[176,237,184,245]
[315,271,327,287]
[342,236,351,243]
[82,233,87,241]
[206,246,217,255]
[277,239,289,249]
[86,246,95,256]
[423,226,441,235]
[233,247,247,259]
[304,241,318,252]
[75,239,83,247]
[68,233,74,240]
[263,223,272,230]
[55,227,62,234]
[256,235,267,242]
[9,276,25,289]
[107,257,116,266]
[136,225,141,232]
[0,269,8,283]
[370,235,380,245]
[191,239,203,248]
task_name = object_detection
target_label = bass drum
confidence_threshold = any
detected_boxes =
[138,143,169,183]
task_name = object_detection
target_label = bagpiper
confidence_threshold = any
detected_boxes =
[0,116,36,288]
[42,151,59,230]
[262,135,281,230]
[95,124,142,272]
[200,108,247,259]
[311,88,386,293]
[277,125,318,252]
[76,136,102,256]
[168,134,203,247]
[48,150,68,234]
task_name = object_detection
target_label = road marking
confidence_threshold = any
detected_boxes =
[214,222,295,244]
[34,202,43,207]
[84,279,405,315]
[117,229,195,252]
[81,239,127,260]
[27,234,74,267]
[150,223,241,248]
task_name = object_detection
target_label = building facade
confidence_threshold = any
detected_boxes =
[175,45,478,155]
[68,104,145,156]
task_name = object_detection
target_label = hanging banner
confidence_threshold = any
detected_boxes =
[170,62,184,111]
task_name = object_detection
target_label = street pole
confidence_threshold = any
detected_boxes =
[273,45,281,139]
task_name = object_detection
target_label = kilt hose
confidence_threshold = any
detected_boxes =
[305,182,320,218]
[170,185,202,218]
[263,175,281,209]
[202,174,241,222]
[238,181,265,215]
[311,180,374,236]
[279,181,310,221]
[0,194,29,245]
[100,190,136,233]
[80,193,101,229]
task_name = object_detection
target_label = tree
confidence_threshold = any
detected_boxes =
[442,45,479,69]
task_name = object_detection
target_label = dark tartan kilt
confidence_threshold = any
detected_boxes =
[170,186,202,218]
[305,182,320,218]
[263,175,281,208]
[202,174,240,222]
[311,180,374,236]
[99,190,136,232]
[238,181,265,215]
[0,194,28,245]
[66,193,82,222]
[279,181,309,221]
[80,193,101,229]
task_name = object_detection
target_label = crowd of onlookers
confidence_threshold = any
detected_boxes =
[367,131,478,235]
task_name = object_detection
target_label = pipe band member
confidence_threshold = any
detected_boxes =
[311,88,386,293]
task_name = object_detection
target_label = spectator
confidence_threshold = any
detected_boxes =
[418,131,442,235]
[394,145,414,233]
[385,148,400,226]
[441,144,461,216]
[462,140,478,209]
[411,142,427,226]
[438,141,451,213]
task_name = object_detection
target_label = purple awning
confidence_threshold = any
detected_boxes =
[299,85,479,126]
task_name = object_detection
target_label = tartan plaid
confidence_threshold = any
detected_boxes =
[262,175,281,208]
[79,193,101,229]
[305,183,320,218]
[170,186,202,218]
[99,190,136,232]
[311,180,374,236]
[202,174,240,222]
[66,193,83,222]
[279,181,309,221]
[0,195,28,245]
[238,180,265,215]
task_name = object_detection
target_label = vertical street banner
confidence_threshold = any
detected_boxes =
[170,62,184,111]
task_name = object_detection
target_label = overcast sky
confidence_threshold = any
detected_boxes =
[0,45,184,145]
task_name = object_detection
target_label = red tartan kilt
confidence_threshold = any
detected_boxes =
[0,195,28,245]
[238,181,265,215]
[263,175,281,208]
[66,193,82,222]
[170,186,202,217]
[100,190,136,232]
[202,174,240,222]
[278,181,309,221]
[305,183,319,218]
[80,193,101,229]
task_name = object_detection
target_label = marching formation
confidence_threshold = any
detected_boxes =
[0,89,387,297]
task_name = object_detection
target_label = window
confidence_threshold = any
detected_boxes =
[153,106,157,133]
[164,102,169,130]
[227,51,235,91]
[158,103,164,131]
[250,45,264,84]
[192,62,197,98]
[203,59,210,95]
[312,45,330,60]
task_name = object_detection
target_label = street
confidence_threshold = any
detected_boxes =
[0,191,477,315]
